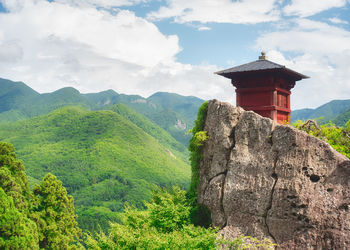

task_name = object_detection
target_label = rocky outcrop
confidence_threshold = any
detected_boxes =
[198,100,350,249]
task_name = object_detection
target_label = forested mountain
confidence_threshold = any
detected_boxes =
[0,78,204,145]
[291,99,350,125]
[0,105,190,232]
[332,109,350,126]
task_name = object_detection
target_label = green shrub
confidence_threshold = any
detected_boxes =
[187,101,210,226]
[188,101,209,199]
[294,119,350,159]
[85,187,218,249]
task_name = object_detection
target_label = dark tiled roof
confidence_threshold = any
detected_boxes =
[215,59,309,80]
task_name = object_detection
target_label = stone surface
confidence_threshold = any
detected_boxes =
[198,99,350,249]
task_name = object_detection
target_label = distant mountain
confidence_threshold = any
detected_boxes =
[147,92,204,122]
[332,109,350,127]
[0,78,91,121]
[84,91,204,145]
[0,106,190,232]
[291,99,350,123]
[0,78,40,120]
[0,78,204,146]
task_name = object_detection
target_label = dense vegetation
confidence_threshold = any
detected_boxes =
[0,142,81,249]
[294,119,350,159]
[333,109,350,127]
[85,187,219,249]
[110,103,188,162]
[0,106,190,232]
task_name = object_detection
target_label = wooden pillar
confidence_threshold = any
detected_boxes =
[235,89,241,107]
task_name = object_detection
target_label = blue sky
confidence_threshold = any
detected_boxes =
[0,0,349,109]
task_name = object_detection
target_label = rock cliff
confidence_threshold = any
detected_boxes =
[198,100,350,249]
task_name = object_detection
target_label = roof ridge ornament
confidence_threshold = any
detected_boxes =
[259,51,267,60]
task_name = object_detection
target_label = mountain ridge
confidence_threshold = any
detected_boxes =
[0,77,205,145]
[292,99,350,124]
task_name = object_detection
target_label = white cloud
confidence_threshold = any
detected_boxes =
[148,0,280,24]
[329,17,348,25]
[55,0,147,8]
[0,41,23,62]
[283,0,346,17]
[0,0,146,10]
[0,0,233,104]
[198,26,211,31]
[256,19,350,109]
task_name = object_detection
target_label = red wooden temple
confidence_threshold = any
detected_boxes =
[215,52,309,124]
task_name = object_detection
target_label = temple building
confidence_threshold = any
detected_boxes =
[215,52,309,124]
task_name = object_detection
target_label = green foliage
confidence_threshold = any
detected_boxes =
[110,103,189,162]
[294,120,350,159]
[190,131,209,147]
[0,142,39,249]
[85,187,218,249]
[0,142,83,249]
[147,186,190,233]
[218,236,276,249]
[188,101,208,198]
[77,206,121,236]
[333,109,350,127]
[0,142,30,213]
[0,107,190,232]
[187,101,210,226]
[0,188,39,249]
[31,173,82,249]
[85,186,275,249]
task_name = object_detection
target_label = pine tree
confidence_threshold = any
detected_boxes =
[0,188,38,249]
[0,142,39,248]
[31,173,81,249]
[0,142,31,212]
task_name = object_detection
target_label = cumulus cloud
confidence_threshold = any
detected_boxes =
[329,17,348,25]
[256,19,350,109]
[0,0,233,103]
[283,0,346,17]
[148,0,280,24]
[55,0,147,8]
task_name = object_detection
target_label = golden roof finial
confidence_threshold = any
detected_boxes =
[259,51,267,60]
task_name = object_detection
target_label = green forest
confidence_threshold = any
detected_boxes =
[0,105,191,233]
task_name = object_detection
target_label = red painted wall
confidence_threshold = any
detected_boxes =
[234,74,294,124]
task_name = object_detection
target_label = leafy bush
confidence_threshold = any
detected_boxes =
[85,187,218,249]
[85,186,276,249]
[187,101,211,226]
[188,101,209,199]
[294,119,350,159]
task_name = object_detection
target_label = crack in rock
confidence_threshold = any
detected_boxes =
[264,153,278,244]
